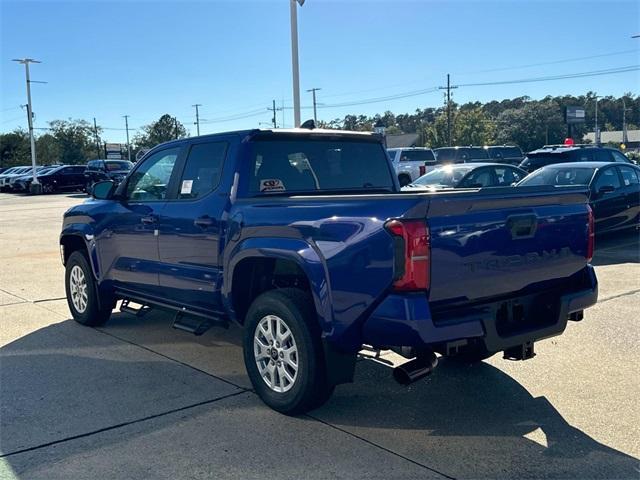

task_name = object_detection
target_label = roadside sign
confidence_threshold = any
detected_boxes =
[566,106,586,124]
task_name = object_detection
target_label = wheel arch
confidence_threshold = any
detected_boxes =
[223,238,332,333]
[60,225,100,279]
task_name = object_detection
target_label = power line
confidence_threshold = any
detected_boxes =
[455,49,639,75]
[456,65,639,87]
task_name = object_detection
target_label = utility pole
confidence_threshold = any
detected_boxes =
[192,104,202,136]
[123,115,131,161]
[174,117,179,139]
[439,74,458,146]
[93,117,101,158]
[306,87,321,123]
[622,98,629,144]
[267,100,282,128]
[289,0,305,127]
[12,58,40,192]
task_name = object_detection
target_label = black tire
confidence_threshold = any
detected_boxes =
[243,288,332,414]
[398,174,411,187]
[42,183,54,194]
[65,251,113,326]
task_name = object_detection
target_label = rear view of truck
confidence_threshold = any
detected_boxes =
[364,185,597,372]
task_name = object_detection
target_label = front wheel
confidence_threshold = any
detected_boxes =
[42,183,54,194]
[65,251,113,326]
[243,288,332,414]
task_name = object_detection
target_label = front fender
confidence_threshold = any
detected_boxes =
[60,223,100,279]
[222,237,333,334]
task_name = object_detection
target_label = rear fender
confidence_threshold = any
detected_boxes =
[222,237,332,333]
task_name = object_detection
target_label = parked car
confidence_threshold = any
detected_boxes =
[519,145,632,173]
[60,128,597,414]
[486,145,524,165]
[0,166,31,191]
[434,146,490,163]
[84,159,134,191]
[386,147,437,186]
[403,163,527,190]
[25,165,87,194]
[11,166,57,192]
[517,162,640,233]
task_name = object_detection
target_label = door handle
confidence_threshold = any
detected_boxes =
[194,216,214,228]
[140,215,157,225]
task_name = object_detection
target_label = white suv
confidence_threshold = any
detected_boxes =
[386,147,437,186]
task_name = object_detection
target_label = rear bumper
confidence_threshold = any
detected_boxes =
[362,265,598,353]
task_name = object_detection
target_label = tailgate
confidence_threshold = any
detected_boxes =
[424,186,590,305]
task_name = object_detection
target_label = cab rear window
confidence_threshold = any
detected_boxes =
[247,138,394,195]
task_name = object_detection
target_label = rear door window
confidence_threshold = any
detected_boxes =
[618,166,639,186]
[594,149,613,162]
[612,151,631,163]
[177,141,228,200]
[494,167,523,185]
[594,167,622,191]
[572,150,595,162]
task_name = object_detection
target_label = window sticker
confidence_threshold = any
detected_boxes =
[181,179,193,194]
[260,178,285,192]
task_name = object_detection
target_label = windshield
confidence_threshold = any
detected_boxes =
[247,138,394,194]
[518,166,596,186]
[412,165,475,187]
[105,160,133,171]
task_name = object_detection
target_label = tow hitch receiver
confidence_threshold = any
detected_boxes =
[504,341,535,361]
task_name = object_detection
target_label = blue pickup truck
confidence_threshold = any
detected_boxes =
[60,128,598,413]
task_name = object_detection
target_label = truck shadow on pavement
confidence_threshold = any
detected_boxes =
[1,314,638,479]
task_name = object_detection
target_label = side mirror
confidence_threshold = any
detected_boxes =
[597,185,615,195]
[92,180,115,199]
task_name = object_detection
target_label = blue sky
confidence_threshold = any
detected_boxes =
[1,0,639,143]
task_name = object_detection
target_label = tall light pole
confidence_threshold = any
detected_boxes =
[307,87,321,123]
[192,104,202,136]
[290,0,305,127]
[123,115,131,161]
[12,58,40,192]
[594,95,601,145]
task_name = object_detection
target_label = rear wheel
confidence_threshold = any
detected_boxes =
[243,288,332,414]
[65,251,113,326]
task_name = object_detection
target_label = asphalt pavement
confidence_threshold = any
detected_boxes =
[0,192,638,479]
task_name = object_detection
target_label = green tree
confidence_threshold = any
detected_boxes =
[36,133,60,164]
[0,129,30,168]
[133,114,187,148]
[49,119,100,164]
[453,107,496,146]
[496,102,565,151]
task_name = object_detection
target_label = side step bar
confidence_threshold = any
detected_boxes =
[172,311,227,336]
[120,299,152,317]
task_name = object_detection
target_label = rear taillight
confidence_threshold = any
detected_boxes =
[586,205,595,262]
[419,165,426,176]
[385,219,430,291]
